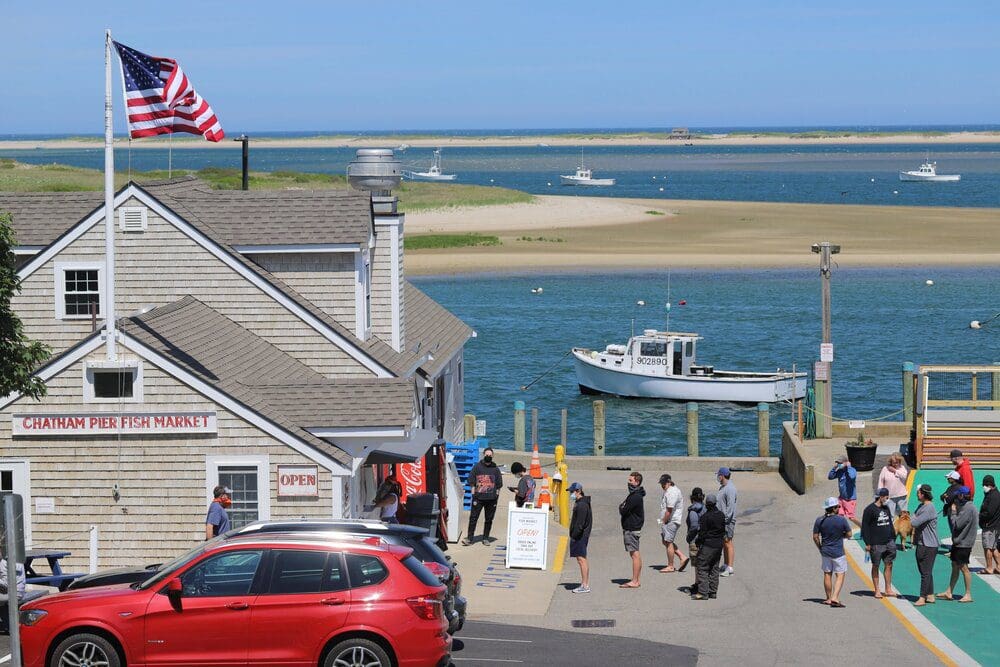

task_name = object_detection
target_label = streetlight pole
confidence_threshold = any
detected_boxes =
[812,242,840,438]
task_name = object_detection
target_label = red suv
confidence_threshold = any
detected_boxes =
[19,534,451,667]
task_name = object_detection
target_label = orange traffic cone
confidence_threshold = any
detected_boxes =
[529,444,543,479]
[537,474,552,508]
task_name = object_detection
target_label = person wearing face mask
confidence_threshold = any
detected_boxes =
[205,485,232,539]
[462,447,503,546]
[568,482,592,593]
[979,475,1000,575]
[618,472,645,589]
[938,486,977,603]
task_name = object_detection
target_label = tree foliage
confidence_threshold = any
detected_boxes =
[0,210,50,400]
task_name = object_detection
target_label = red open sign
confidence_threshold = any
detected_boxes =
[277,465,319,498]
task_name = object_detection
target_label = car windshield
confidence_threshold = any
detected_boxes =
[136,540,217,590]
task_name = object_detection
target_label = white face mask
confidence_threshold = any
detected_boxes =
[985,486,991,496]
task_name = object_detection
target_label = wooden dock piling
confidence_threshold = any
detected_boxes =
[514,401,525,452]
[593,400,605,456]
[687,402,699,456]
[757,402,769,457]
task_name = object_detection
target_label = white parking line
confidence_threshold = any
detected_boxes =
[0,654,9,664]
[459,637,533,643]
[451,659,524,663]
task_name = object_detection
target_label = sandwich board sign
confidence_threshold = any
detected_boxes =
[505,501,549,570]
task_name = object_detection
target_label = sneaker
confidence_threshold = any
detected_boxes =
[717,564,727,573]
[572,585,591,594]
[461,538,473,546]
[720,567,734,577]
[483,536,495,545]
[708,594,717,599]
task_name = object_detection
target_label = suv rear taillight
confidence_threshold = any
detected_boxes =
[452,568,462,593]
[406,595,443,620]
[422,561,450,583]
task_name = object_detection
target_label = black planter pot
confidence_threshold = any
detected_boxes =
[846,445,877,472]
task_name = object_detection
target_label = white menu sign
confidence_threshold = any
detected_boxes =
[505,502,549,570]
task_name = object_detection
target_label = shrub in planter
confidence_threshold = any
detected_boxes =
[845,432,877,472]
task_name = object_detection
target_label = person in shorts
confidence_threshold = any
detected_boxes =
[657,473,689,573]
[568,482,592,593]
[618,472,645,589]
[939,486,977,602]
[828,455,859,527]
[978,475,1000,574]
[813,496,853,608]
[861,488,897,598]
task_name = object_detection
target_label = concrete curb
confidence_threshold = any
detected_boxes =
[489,448,778,473]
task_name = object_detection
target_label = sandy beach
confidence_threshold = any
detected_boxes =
[405,195,1000,275]
[3,132,1000,151]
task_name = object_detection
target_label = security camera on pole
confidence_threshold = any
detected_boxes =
[811,242,840,439]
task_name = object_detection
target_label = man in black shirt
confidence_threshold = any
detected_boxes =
[462,447,504,545]
[693,493,726,600]
[618,472,645,589]
[861,487,898,599]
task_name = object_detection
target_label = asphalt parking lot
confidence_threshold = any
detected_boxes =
[452,621,697,665]
[2,622,697,666]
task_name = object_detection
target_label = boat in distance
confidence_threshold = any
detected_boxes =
[898,162,960,182]
[572,329,807,403]
[404,148,457,181]
[560,165,615,186]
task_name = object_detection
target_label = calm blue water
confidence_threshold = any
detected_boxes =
[414,268,1000,457]
[4,142,1000,208]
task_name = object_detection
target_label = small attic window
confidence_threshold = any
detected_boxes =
[84,362,143,403]
[119,206,148,232]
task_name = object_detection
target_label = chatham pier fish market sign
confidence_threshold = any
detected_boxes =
[12,412,217,436]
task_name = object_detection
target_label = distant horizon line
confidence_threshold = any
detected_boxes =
[5,123,1000,140]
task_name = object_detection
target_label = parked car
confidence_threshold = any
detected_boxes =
[69,519,468,633]
[21,534,451,667]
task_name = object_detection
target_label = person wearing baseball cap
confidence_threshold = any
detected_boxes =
[813,496,853,607]
[716,467,738,576]
[939,485,977,603]
[692,493,726,600]
[828,454,860,528]
[567,482,592,593]
[861,488,897,598]
[950,449,975,501]
[205,484,232,539]
[940,470,962,510]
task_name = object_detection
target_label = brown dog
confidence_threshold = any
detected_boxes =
[894,511,914,550]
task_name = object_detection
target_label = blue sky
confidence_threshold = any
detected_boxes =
[2,1,998,133]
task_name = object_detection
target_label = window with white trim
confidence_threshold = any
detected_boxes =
[55,264,103,320]
[207,455,270,530]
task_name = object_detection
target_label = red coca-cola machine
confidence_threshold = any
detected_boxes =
[385,440,449,543]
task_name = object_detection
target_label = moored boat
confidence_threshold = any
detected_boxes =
[898,161,960,182]
[560,165,615,186]
[404,148,457,181]
[572,329,806,403]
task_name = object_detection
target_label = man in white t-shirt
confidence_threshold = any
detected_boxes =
[658,473,690,573]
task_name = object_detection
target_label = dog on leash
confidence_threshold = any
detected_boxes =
[894,511,914,550]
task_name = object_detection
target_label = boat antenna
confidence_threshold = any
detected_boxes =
[665,271,672,332]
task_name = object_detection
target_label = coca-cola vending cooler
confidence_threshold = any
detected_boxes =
[395,440,449,544]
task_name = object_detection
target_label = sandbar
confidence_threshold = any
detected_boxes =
[405,195,1000,275]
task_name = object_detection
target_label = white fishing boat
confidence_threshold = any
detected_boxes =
[572,329,806,403]
[560,165,615,186]
[404,149,457,181]
[898,161,960,182]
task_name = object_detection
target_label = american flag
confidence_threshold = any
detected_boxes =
[113,41,224,142]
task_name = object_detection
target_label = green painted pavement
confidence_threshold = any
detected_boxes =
[856,467,1000,665]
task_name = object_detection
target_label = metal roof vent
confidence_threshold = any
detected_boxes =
[347,148,401,195]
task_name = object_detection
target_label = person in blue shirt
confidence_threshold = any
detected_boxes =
[205,485,232,539]
[828,455,860,526]
[813,496,853,608]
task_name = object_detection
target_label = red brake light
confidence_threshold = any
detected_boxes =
[422,561,450,582]
[406,595,443,620]
[452,568,462,592]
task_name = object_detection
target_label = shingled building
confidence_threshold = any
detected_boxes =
[0,176,472,569]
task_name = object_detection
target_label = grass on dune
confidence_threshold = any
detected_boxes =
[404,233,501,250]
[0,160,533,210]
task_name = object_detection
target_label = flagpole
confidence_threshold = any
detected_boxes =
[104,29,117,360]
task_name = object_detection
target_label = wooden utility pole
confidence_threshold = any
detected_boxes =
[812,242,840,438]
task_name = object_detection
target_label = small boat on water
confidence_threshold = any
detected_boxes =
[572,329,806,403]
[560,165,615,186]
[404,149,457,181]
[899,161,960,182]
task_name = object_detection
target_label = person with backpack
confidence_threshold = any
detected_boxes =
[685,487,707,595]
[508,462,536,508]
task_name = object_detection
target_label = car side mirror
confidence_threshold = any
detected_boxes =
[166,578,183,609]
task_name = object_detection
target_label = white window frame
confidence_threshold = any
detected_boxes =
[354,249,372,340]
[0,459,33,547]
[83,360,143,403]
[206,454,271,523]
[54,262,104,320]
[118,206,148,232]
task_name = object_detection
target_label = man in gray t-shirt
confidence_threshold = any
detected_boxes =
[716,467,738,577]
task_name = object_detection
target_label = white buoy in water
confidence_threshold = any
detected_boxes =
[547,182,552,186]
[665,302,672,311]
[926,279,934,286]
[871,178,875,183]
[659,187,664,192]
[490,178,494,183]
[636,300,646,306]
[893,190,899,195]
[653,176,657,180]
[535,287,543,294]
[971,320,982,329]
